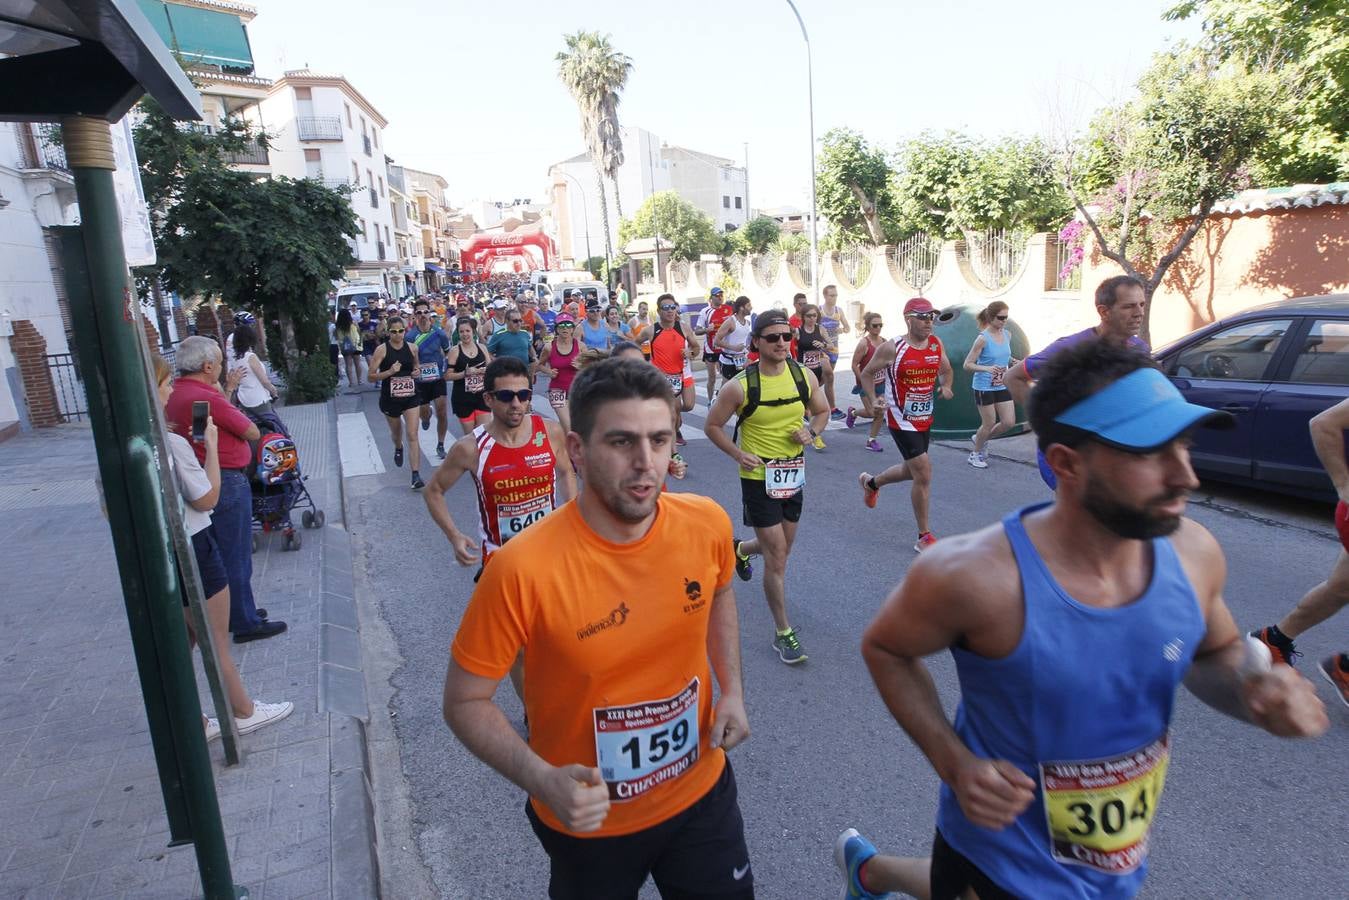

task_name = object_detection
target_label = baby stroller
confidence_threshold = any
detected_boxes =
[247,408,324,552]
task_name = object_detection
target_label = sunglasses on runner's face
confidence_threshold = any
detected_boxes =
[758,332,791,344]
[491,388,532,403]
[868,322,884,329]
[556,322,575,329]
[995,314,1009,321]
[508,317,523,324]
[659,304,678,311]
[388,328,405,334]
[908,312,938,321]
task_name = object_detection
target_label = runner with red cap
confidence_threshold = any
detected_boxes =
[1249,396,1349,707]
[856,298,954,552]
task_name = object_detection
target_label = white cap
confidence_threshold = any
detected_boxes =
[493,299,510,309]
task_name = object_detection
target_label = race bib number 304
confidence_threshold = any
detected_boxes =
[594,679,700,802]
[1040,734,1170,875]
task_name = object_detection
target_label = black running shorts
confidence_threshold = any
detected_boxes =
[930,829,1017,900]
[974,388,1012,406]
[417,378,447,404]
[741,476,803,529]
[526,761,753,900]
[889,427,931,461]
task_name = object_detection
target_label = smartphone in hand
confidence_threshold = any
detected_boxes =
[191,401,209,443]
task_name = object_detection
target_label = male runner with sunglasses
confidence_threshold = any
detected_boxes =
[426,354,574,569]
[858,297,954,552]
[706,310,830,664]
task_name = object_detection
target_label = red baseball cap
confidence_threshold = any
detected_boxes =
[903,297,935,315]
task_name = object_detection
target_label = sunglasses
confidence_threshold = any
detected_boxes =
[491,388,532,403]
[508,318,523,324]
[908,312,938,321]
[388,328,405,334]
[995,314,1009,321]
[868,322,884,329]
[659,304,678,311]
[556,322,575,329]
[757,332,791,344]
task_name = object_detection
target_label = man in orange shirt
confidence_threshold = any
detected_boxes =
[443,357,753,898]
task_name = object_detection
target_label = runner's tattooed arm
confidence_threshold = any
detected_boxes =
[424,437,480,567]
[1174,519,1329,737]
[546,419,577,504]
[706,581,749,751]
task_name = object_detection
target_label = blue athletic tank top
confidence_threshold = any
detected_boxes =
[971,328,1012,391]
[936,502,1206,899]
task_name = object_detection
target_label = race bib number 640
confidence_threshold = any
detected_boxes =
[594,679,700,802]
[1040,734,1170,875]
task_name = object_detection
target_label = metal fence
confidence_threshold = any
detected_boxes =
[1054,239,1083,291]
[788,250,814,287]
[753,250,781,287]
[886,233,942,292]
[669,259,690,289]
[961,228,1031,291]
[837,247,873,291]
[46,353,87,423]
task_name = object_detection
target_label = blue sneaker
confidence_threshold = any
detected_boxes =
[835,828,888,899]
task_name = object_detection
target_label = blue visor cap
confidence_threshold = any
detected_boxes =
[1053,367,1233,452]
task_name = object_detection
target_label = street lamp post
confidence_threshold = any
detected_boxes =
[557,170,594,273]
[784,0,821,303]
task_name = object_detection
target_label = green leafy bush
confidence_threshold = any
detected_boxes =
[286,351,337,404]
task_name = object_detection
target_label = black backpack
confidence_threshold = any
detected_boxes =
[734,359,811,442]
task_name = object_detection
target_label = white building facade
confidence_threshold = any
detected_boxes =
[259,70,399,292]
[548,126,749,266]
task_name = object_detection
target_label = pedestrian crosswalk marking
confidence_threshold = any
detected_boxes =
[338,413,386,477]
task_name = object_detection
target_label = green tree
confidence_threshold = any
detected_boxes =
[1060,49,1281,342]
[1165,0,1349,183]
[133,97,357,377]
[893,132,1071,238]
[726,215,782,255]
[557,31,633,266]
[618,191,722,262]
[817,127,898,247]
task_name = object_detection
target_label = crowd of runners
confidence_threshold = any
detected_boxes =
[335,272,1344,898]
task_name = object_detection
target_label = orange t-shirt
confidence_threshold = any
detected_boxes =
[452,494,734,838]
[521,308,537,332]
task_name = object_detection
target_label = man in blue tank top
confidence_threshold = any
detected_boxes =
[836,341,1328,900]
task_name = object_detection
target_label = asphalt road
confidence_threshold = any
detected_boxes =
[340,366,1345,899]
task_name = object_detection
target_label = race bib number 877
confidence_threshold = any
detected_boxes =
[594,679,700,802]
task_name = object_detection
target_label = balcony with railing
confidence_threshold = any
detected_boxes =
[222,137,269,166]
[21,124,68,173]
[297,116,343,141]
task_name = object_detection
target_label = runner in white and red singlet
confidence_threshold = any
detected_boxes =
[425,355,576,576]
[857,298,954,552]
[425,356,576,701]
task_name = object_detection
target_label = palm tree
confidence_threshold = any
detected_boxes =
[556,31,632,271]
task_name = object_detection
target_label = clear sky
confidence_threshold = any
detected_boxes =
[246,0,1198,211]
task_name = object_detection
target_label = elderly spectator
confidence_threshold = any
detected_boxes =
[166,336,287,643]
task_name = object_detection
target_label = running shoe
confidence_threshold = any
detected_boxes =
[235,700,294,736]
[393,446,404,468]
[436,442,446,460]
[845,407,857,429]
[859,473,878,509]
[772,629,808,665]
[1317,654,1349,709]
[1249,626,1299,667]
[967,451,988,469]
[813,434,827,451]
[831,408,846,421]
[733,539,754,582]
[205,718,220,743]
[914,532,938,552]
[865,439,883,453]
[676,428,687,447]
[834,828,887,899]
[411,472,425,490]
[421,417,430,431]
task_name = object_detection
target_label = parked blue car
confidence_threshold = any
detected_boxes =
[1154,295,1348,501]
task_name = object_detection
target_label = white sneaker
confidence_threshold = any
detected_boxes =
[235,700,294,735]
[967,451,988,469]
[204,718,220,742]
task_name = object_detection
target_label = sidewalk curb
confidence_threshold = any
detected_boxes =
[317,395,381,898]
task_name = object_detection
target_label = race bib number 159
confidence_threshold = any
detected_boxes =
[594,679,700,802]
